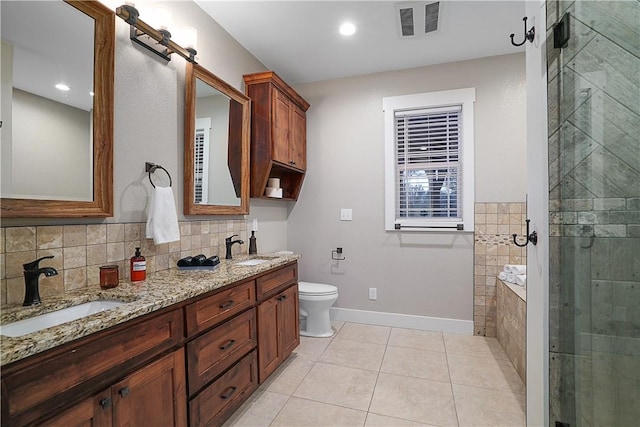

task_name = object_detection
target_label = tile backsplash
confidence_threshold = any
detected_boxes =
[0,220,247,306]
[474,202,527,337]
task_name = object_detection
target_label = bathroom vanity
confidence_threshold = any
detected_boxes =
[0,255,299,426]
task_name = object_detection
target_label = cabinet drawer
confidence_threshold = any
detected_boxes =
[2,308,183,426]
[185,280,255,336]
[189,350,258,427]
[186,308,256,395]
[256,263,297,300]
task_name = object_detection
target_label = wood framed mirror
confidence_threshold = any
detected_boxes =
[0,0,115,218]
[184,62,250,215]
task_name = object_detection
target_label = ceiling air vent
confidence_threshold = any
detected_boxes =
[394,1,441,39]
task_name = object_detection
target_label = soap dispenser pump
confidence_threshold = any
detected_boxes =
[249,231,257,255]
[130,247,146,282]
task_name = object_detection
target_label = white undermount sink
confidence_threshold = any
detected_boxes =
[0,301,125,337]
[235,258,270,266]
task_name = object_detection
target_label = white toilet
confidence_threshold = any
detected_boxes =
[298,281,338,337]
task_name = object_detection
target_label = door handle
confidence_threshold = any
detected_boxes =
[99,397,112,409]
[219,300,235,309]
[118,386,130,398]
[219,339,236,350]
[220,386,237,400]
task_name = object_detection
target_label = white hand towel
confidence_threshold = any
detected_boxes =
[503,264,511,273]
[515,274,527,287]
[498,271,508,281]
[146,186,180,244]
[506,264,526,274]
[506,272,516,283]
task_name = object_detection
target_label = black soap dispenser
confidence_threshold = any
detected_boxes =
[249,231,257,254]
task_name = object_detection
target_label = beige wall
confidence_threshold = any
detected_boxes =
[11,89,92,200]
[288,53,526,321]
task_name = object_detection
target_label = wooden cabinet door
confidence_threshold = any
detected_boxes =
[290,104,306,170]
[47,392,112,427]
[280,284,300,358]
[272,88,291,165]
[257,295,281,382]
[112,349,187,427]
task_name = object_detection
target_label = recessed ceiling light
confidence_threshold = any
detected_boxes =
[55,83,70,91]
[339,22,356,36]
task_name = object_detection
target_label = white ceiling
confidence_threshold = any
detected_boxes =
[195,0,526,85]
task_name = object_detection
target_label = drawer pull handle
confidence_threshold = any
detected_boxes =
[219,300,235,309]
[99,397,112,409]
[220,386,237,400]
[119,386,130,398]
[219,339,236,350]
[277,295,287,301]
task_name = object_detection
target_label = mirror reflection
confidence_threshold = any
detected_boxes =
[1,1,94,201]
[184,63,250,215]
[0,0,114,218]
[194,78,240,206]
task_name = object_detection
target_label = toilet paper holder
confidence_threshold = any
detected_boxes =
[332,247,346,261]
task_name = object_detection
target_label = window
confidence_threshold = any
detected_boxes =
[194,117,211,204]
[383,88,475,231]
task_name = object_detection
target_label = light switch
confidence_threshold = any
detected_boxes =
[340,209,353,221]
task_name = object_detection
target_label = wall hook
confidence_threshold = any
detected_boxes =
[512,219,538,247]
[510,17,535,47]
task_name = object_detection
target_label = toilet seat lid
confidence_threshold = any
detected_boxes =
[299,281,338,296]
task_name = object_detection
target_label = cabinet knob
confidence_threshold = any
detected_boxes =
[99,397,112,409]
[220,386,237,400]
[277,295,287,301]
[219,300,235,309]
[219,339,236,350]
[118,386,130,398]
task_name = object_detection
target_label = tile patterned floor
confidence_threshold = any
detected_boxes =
[224,322,526,427]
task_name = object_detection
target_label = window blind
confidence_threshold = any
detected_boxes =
[395,105,462,220]
[194,127,205,204]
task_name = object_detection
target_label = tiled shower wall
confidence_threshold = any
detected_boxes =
[474,202,526,337]
[547,1,640,425]
[0,221,248,307]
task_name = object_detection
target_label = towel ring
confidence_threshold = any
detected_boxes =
[145,162,172,188]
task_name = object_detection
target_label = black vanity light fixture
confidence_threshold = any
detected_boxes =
[116,4,197,63]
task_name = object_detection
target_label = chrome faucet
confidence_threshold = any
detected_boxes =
[23,255,58,306]
[225,234,244,259]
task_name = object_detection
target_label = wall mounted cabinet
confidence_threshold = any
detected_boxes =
[243,71,310,201]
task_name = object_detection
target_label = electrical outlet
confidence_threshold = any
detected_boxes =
[368,287,377,300]
[340,209,353,221]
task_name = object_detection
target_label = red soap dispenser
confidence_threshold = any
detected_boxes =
[130,247,146,282]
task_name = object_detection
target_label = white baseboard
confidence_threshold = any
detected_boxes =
[330,307,474,335]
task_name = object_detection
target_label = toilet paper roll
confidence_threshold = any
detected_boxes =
[267,178,281,188]
[265,187,282,198]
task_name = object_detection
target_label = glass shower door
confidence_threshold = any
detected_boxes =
[547,1,640,426]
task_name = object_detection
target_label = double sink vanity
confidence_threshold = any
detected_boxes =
[1,254,300,426]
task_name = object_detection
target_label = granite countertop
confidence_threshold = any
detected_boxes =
[0,253,299,367]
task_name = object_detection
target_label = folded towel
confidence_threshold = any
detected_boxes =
[515,274,527,287]
[498,271,508,281]
[146,186,180,244]
[505,264,526,274]
[506,272,516,283]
